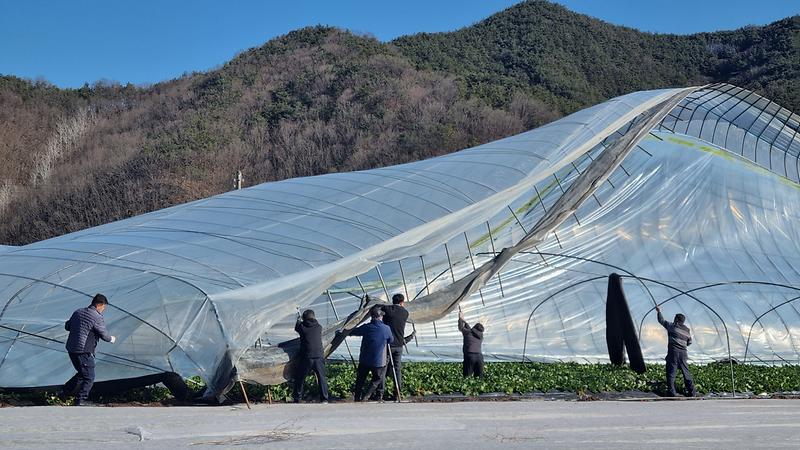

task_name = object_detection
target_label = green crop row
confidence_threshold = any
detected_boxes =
[227,361,800,403]
[3,362,799,406]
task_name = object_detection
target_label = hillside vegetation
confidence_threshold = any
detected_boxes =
[1,0,798,244]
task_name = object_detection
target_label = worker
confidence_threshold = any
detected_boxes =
[349,306,393,402]
[458,310,484,377]
[62,293,116,406]
[656,305,697,397]
[381,293,415,397]
[292,309,330,403]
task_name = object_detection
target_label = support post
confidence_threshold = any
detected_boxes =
[326,290,357,369]
[238,379,252,409]
[387,343,401,403]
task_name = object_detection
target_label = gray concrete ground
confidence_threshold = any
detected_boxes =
[1,399,798,449]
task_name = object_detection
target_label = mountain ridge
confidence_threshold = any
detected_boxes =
[1,0,797,244]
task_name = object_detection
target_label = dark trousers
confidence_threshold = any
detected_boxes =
[292,357,329,402]
[383,346,403,395]
[666,349,696,396]
[463,352,483,378]
[353,364,386,401]
[65,352,95,402]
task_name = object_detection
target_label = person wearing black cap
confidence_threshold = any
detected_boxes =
[292,309,330,403]
[349,305,393,402]
[62,293,116,406]
[458,310,484,378]
[381,293,415,396]
[656,305,697,397]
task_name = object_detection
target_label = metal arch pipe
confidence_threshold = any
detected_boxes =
[742,295,800,364]
[411,265,451,302]
[635,280,800,342]
[0,324,169,373]
[517,251,659,310]
[0,270,209,377]
[520,276,606,362]
[479,250,660,362]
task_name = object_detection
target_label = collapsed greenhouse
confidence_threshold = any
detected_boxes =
[1,83,799,398]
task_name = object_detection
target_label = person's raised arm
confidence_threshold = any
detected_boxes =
[656,305,669,329]
[458,310,469,334]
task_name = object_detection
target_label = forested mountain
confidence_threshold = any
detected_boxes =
[1,1,798,244]
[395,3,799,112]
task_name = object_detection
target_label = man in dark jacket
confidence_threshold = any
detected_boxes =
[349,306,393,402]
[656,305,697,397]
[63,293,115,406]
[458,310,484,377]
[292,309,330,403]
[381,293,415,396]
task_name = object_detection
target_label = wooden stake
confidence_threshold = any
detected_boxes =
[238,379,252,410]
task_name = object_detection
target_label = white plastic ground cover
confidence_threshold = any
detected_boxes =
[0,88,683,391]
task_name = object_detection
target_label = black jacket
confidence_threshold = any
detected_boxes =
[458,317,483,354]
[295,318,324,358]
[381,304,413,348]
[65,306,112,354]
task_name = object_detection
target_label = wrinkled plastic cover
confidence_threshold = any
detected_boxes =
[285,84,800,367]
[2,84,799,392]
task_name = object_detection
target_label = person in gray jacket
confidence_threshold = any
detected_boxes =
[656,305,696,397]
[62,294,116,406]
[458,310,484,378]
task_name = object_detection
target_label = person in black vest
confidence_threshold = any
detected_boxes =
[656,305,697,397]
[381,293,415,397]
[62,293,116,406]
[292,309,330,403]
[458,310,484,377]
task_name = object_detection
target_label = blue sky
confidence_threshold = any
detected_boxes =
[1,0,797,88]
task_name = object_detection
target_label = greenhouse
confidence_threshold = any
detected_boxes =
[1,83,799,397]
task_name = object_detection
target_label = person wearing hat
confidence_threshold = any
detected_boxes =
[458,310,484,377]
[656,305,697,397]
[349,305,394,402]
[292,309,330,403]
[62,293,116,406]
[380,293,415,396]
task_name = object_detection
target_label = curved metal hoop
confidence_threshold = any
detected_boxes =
[742,295,800,364]
[520,275,606,362]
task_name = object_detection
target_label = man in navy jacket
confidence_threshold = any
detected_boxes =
[63,294,116,406]
[349,306,393,401]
